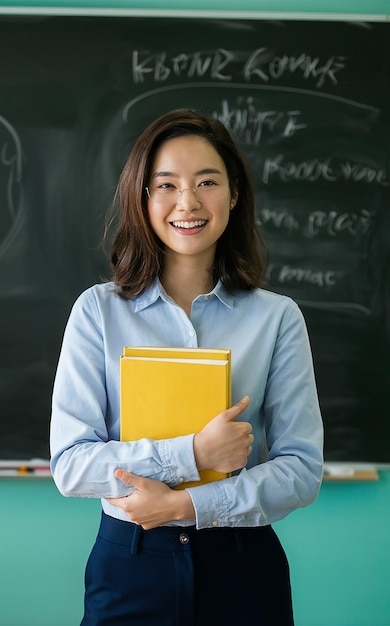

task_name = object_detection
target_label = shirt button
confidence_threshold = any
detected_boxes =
[178,477,184,484]
[179,533,190,544]
[189,330,195,337]
[212,520,218,527]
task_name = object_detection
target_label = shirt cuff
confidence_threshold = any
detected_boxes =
[186,480,231,529]
[157,434,200,487]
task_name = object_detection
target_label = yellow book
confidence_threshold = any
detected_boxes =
[120,346,232,489]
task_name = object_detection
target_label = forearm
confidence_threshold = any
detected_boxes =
[187,446,323,530]
[50,433,199,498]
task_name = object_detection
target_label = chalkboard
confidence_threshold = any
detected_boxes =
[0,14,389,464]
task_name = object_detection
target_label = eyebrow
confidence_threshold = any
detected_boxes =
[151,168,223,178]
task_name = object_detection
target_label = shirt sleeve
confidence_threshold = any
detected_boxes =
[186,301,324,529]
[49,290,200,498]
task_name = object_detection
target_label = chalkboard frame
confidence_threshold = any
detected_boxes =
[0,10,389,468]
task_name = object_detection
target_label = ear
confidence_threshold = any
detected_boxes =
[230,191,238,210]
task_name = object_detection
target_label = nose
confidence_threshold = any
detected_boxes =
[176,188,201,212]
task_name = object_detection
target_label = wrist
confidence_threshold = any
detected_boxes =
[172,489,195,522]
[193,432,207,471]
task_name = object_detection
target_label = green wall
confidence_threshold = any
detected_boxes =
[0,3,389,625]
[0,0,389,14]
[1,473,390,626]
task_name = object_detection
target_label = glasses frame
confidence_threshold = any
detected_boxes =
[145,185,231,205]
[145,186,203,202]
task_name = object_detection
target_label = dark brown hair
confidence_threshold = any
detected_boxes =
[104,108,268,297]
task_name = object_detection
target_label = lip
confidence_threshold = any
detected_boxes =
[170,219,208,231]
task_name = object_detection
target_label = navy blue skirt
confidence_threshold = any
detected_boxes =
[81,512,294,626]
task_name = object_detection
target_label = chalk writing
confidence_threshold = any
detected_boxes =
[262,154,389,186]
[258,209,299,233]
[243,49,346,88]
[267,263,344,288]
[132,48,346,89]
[259,208,374,238]
[0,115,23,254]
[132,49,234,83]
[304,208,373,238]
[214,98,306,145]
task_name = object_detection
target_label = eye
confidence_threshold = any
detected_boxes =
[198,179,217,188]
[156,182,176,192]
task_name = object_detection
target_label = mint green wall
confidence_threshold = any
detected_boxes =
[0,0,388,14]
[1,473,390,626]
[0,3,389,625]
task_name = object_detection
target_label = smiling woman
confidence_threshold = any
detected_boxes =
[50,108,323,626]
[105,109,266,301]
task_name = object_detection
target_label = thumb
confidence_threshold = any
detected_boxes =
[223,395,250,421]
[114,468,141,488]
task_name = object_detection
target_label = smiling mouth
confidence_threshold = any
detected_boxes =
[171,220,207,229]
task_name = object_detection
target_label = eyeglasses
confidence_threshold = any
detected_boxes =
[145,184,229,205]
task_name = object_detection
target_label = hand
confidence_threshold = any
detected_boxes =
[194,395,253,474]
[107,469,195,530]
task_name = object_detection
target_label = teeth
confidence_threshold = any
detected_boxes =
[172,220,206,229]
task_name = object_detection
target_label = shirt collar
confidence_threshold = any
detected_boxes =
[133,278,235,312]
[211,280,235,308]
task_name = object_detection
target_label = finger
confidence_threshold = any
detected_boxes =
[106,496,125,506]
[223,395,250,422]
[114,469,141,487]
[248,432,254,455]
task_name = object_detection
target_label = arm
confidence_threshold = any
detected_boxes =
[187,301,324,528]
[50,289,200,498]
[50,288,254,500]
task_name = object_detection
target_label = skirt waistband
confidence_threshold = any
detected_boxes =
[98,512,272,555]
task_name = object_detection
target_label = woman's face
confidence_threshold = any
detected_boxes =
[146,135,237,265]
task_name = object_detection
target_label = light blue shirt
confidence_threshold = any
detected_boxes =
[50,279,323,529]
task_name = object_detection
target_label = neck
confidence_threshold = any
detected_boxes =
[161,255,215,317]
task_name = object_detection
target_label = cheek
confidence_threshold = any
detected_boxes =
[147,203,166,232]
[218,206,232,231]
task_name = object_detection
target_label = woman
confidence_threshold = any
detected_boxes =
[50,108,323,626]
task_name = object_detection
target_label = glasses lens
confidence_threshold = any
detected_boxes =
[195,186,225,203]
[146,185,228,204]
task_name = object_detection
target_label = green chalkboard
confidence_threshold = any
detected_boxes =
[0,14,389,464]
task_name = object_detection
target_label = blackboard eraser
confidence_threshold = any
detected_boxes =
[323,464,379,482]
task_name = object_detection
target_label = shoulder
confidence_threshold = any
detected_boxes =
[70,281,159,318]
[233,288,306,331]
[72,282,116,308]
[69,282,132,319]
[236,287,300,313]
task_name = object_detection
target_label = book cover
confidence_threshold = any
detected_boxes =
[120,346,232,489]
